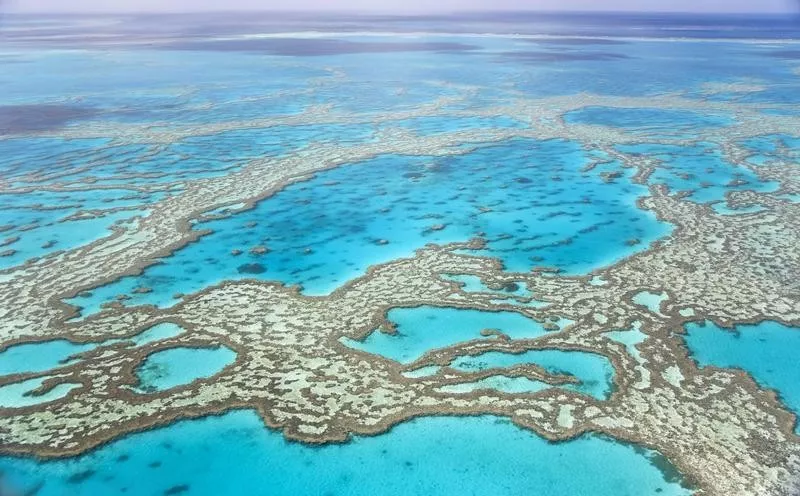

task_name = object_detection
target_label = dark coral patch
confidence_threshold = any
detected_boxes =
[66,469,96,484]
[237,263,266,274]
[164,485,190,495]
[0,104,99,135]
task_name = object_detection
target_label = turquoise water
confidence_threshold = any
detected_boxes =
[565,107,732,139]
[0,124,375,269]
[0,323,184,377]
[0,411,691,496]
[4,12,800,495]
[684,320,800,430]
[68,139,671,314]
[449,349,614,399]
[0,126,378,268]
[0,339,93,377]
[442,274,552,308]
[128,322,185,346]
[739,134,800,170]
[633,291,668,316]
[343,306,604,398]
[0,157,167,269]
[134,346,237,393]
[0,206,150,269]
[606,326,648,363]
[616,142,780,203]
[341,306,556,364]
[0,376,81,408]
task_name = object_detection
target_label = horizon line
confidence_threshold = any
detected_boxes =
[4,9,796,16]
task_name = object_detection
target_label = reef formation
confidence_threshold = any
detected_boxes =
[0,81,799,496]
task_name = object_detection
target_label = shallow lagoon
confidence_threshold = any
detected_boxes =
[133,346,237,393]
[342,306,556,364]
[0,411,692,496]
[0,376,81,409]
[0,123,376,269]
[0,205,150,270]
[616,142,780,204]
[449,349,614,399]
[0,322,185,378]
[684,320,800,430]
[0,339,93,377]
[343,306,608,398]
[68,138,671,314]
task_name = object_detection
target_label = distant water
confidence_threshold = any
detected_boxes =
[0,412,692,496]
[565,107,733,140]
[5,12,800,43]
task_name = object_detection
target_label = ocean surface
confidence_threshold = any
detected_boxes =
[1,11,799,496]
[0,412,689,496]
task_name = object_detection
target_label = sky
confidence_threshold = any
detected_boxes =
[4,0,796,13]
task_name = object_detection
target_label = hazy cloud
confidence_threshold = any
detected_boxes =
[5,0,797,13]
